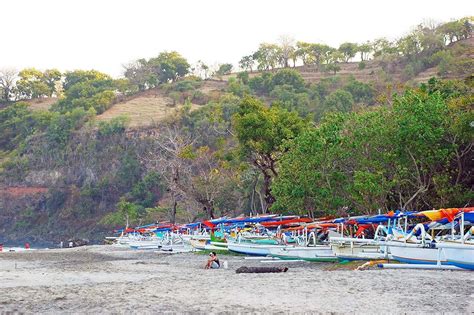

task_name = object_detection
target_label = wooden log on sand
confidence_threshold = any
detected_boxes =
[236,266,288,274]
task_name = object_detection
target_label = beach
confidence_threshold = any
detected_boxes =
[0,245,473,314]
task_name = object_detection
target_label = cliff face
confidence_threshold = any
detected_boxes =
[0,184,118,245]
[0,187,49,244]
[0,128,148,245]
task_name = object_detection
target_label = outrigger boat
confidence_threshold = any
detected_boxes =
[436,211,474,270]
[105,207,474,268]
[384,208,474,267]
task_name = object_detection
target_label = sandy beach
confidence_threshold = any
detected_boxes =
[0,245,473,314]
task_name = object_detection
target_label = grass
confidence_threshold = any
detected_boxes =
[97,81,226,128]
[26,97,58,111]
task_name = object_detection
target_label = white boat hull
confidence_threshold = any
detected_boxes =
[227,243,286,256]
[437,242,474,270]
[387,241,447,265]
[329,236,391,260]
[268,245,336,261]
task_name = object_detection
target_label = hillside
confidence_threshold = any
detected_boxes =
[17,38,472,128]
[225,37,474,84]
[0,18,472,246]
[96,80,226,127]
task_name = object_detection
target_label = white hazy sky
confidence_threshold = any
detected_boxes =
[1,0,472,77]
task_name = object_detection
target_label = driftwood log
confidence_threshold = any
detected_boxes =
[236,266,288,274]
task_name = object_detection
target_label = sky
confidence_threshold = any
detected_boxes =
[1,0,472,77]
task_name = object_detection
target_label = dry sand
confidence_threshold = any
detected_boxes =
[0,245,473,314]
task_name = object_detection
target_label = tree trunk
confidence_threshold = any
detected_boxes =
[203,202,215,219]
[170,200,177,224]
[263,172,275,212]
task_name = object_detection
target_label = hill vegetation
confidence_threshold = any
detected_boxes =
[0,17,472,243]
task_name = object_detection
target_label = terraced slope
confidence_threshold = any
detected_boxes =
[96,80,227,127]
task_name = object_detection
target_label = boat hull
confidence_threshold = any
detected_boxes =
[268,246,337,262]
[438,243,474,270]
[227,243,285,256]
[330,243,385,260]
[190,240,228,251]
[387,242,448,265]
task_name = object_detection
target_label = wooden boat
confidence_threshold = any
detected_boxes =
[227,242,287,256]
[129,241,162,250]
[385,223,448,265]
[329,237,388,260]
[437,241,474,270]
[268,245,337,262]
[436,218,474,270]
[160,244,194,253]
[189,239,229,251]
[386,241,448,265]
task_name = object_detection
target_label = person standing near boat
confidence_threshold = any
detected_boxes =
[205,252,220,269]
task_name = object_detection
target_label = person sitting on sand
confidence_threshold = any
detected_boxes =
[205,252,220,269]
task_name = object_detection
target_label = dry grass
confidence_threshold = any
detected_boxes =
[97,81,225,128]
[25,97,58,111]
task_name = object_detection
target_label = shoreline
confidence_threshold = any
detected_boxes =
[0,245,473,313]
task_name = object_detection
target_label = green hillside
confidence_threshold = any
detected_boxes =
[0,17,472,244]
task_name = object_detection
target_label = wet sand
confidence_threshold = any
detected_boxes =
[0,245,473,314]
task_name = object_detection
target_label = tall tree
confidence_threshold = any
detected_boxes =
[357,42,372,61]
[123,59,152,91]
[42,69,62,97]
[277,35,296,68]
[148,51,190,84]
[338,42,358,62]
[232,97,307,211]
[239,55,255,72]
[141,126,194,223]
[16,68,49,99]
[0,68,17,102]
[253,43,280,71]
[295,42,313,65]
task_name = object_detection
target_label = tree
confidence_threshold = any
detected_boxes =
[0,69,17,102]
[270,69,306,92]
[277,35,295,68]
[179,146,238,219]
[16,68,49,99]
[271,114,350,216]
[274,82,473,215]
[232,97,307,211]
[54,70,116,114]
[215,63,233,77]
[123,59,152,91]
[397,34,421,60]
[319,89,354,117]
[310,44,334,67]
[141,126,194,223]
[343,79,375,104]
[239,55,255,72]
[437,18,472,44]
[357,42,372,61]
[147,51,190,84]
[372,38,397,58]
[295,42,313,65]
[194,60,210,79]
[253,43,280,71]
[338,42,358,62]
[63,70,111,91]
[236,71,249,84]
[324,51,343,74]
[42,69,62,97]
